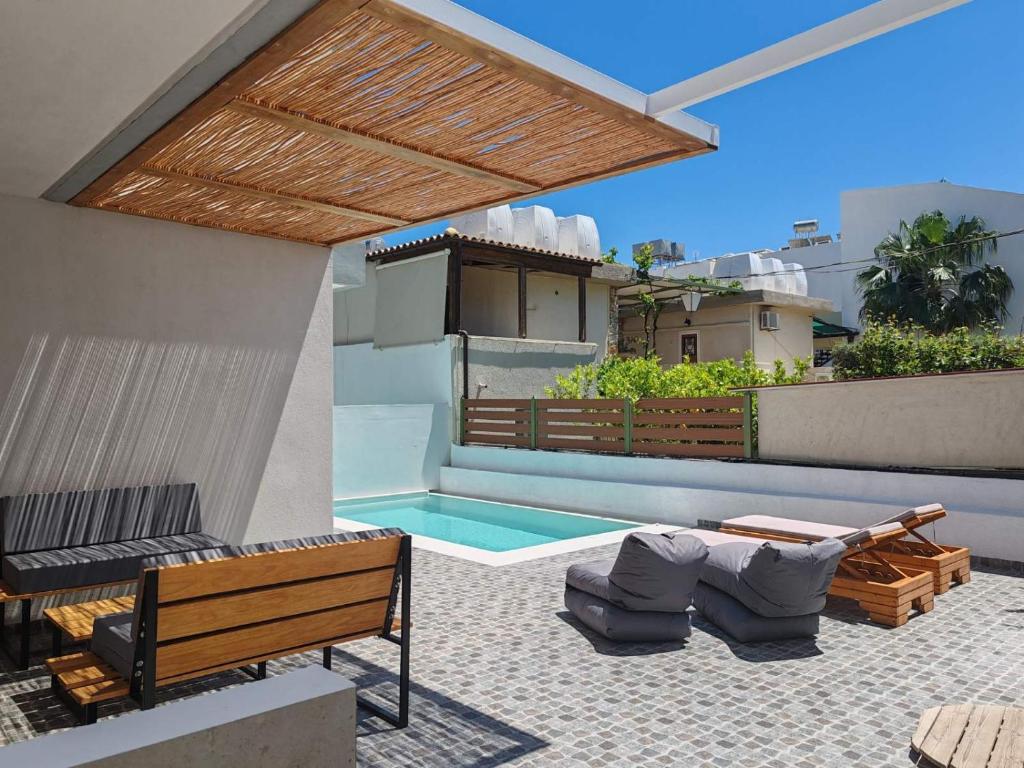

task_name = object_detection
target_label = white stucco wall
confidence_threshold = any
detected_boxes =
[333,404,449,499]
[458,335,599,399]
[333,264,377,345]
[442,444,1024,562]
[756,369,1024,470]
[333,340,454,407]
[0,194,333,545]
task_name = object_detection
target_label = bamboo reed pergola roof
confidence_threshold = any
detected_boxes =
[68,0,717,246]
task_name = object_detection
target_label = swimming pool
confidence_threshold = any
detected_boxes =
[332,492,641,555]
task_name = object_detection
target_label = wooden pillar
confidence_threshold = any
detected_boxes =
[448,242,462,333]
[577,276,587,343]
[518,266,528,339]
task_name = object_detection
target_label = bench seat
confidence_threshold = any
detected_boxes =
[2,532,225,594]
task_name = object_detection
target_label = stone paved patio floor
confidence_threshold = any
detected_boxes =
[1,543,1021,766]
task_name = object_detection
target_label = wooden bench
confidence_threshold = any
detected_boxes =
[46,530,411,727]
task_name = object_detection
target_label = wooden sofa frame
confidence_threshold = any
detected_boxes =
[717,524,934,628]
[47,533,411,727]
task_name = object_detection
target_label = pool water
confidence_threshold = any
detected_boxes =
[333,493,638,552]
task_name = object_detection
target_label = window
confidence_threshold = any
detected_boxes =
[680,332,699,363]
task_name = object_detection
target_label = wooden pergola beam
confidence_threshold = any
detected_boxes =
[70,0,374,206]
[227,100,540,194]
[139,167,408,226]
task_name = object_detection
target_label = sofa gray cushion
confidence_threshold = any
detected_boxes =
[1,532,225,594]
[90,611,135,680]
[0,483,201,555]
[692,583,819,643]
[565,533,708,613]
[564,586,691,642]
[698,537,845,618]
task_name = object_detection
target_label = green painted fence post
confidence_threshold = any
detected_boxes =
[742,391,754,459]
[623,399,633,454]
[529,397,538,449]
[458,397,466,446]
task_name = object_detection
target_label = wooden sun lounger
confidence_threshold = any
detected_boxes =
[46,532,411,727]
[720,504,971,594]
[706,523,935,628]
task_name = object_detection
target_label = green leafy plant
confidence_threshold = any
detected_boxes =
[858,211,1012,332]
[600,246,619,264]
[831,319,1024,380]
[545,351,809,401]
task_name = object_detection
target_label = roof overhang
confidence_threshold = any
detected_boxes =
[52,0,717,246]
[616,276,743,310]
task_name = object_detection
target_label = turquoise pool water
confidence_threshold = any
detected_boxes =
[333,493,637,552]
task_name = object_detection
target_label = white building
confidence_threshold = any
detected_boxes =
[794,182,1024,334]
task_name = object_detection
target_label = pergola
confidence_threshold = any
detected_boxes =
[52,0,716,246]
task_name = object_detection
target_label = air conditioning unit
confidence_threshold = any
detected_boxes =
[760,310,781,331]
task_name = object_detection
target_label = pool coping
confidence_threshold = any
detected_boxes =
[332,492,676,566]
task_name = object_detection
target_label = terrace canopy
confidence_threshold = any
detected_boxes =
[52,0,717,246]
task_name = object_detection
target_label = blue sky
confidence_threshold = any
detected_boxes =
[382,0,1024,262]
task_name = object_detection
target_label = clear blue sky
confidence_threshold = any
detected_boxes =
[382,0,1024,262]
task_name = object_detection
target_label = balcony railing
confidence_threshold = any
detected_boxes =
[459,396,753,459]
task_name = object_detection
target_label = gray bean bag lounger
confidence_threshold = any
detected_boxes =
[693,536,846,642]
[564,532,708,642]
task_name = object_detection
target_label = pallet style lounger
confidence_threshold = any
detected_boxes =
[702,524,935,628]
[720,504,971,594]
[0,483,224,669]
[46,529,411,727]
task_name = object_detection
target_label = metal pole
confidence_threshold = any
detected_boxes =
[529,397,538,449]
[742,391,755,459]
[624,399,633,454]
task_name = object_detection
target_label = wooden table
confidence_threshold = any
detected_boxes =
[44,596,136,658]
[912,704,1024,767]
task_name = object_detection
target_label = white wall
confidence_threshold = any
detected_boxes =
[790,241,845,322]
[757,369,1024,470]
[0,194,333,545]
[333,264,376,345]
[458,336,599,399]
[333,404,449,499]
[443,444,1024,561]
[333,340,453,407]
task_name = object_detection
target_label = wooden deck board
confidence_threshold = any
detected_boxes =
[913,704,1024,768]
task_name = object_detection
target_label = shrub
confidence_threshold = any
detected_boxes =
[831,320,1024,380]
[545,351,809,402]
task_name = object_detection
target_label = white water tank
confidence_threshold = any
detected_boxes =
[557,215,601,260]
[760,256,787,292]
[664,257,715,281]
[512,206,559,251]
[713,252,765,290]
[783,263,808,296]
[449,205,514,243]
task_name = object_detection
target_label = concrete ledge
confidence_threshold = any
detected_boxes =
[444,445,1024,561]
[1,666,355,767]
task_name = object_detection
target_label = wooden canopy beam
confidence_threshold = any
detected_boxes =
[226,100,540,194]
[139,167,408,226]
[70,0,374,206]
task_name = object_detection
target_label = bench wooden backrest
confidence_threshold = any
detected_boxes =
[136,533,407,688]
[0,483,201,555]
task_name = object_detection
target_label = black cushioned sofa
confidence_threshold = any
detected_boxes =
[0,483,224,668]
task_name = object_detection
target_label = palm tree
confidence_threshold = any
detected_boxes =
[857,211,1012,332]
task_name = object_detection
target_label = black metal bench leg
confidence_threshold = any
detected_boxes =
[323,646,332,670]
[84,703,97,725]
[19,599,31,670]
[51,622,63,658]
[257,661,267,680]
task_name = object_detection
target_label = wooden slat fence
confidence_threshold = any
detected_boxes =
[461,395,753,459]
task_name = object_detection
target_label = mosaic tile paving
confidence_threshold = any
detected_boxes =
[1,545,1021,767]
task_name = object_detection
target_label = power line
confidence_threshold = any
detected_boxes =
[745,226,1024,278]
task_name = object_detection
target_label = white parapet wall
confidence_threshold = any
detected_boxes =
[442,444,1024,561]
[1,666,355,767]
[334,404,450,499]
[755,369,1024,470]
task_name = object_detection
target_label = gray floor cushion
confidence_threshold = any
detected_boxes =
[565,532,708,613]
[564,586,691,642]
[692,582,819,643]
[698,537,846,618]
[1,532,225,594]
[90,611,135,680]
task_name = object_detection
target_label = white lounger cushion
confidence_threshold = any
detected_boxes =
[722,515,856,540]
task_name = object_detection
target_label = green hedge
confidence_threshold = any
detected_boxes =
[831,321,1024,380]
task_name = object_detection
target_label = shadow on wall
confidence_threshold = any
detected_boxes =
[0,333,292,544]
